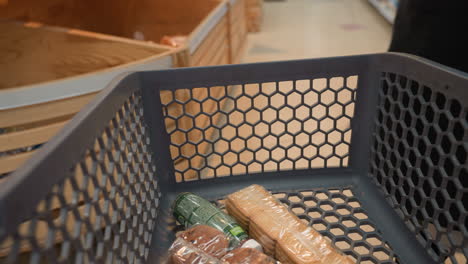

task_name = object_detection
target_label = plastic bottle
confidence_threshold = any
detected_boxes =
[173,192,249,247]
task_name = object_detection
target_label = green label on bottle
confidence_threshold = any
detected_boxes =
[229,226,246,237]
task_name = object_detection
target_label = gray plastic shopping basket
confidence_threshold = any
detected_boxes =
[0,53,467,264]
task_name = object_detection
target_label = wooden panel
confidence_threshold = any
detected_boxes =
[0,22,164,89]
[193,39,229,67]
[228,0,248,64]
[190,16,229,66]
[0,121,67,152]
[0,151,34,174]
[0,93,96,128]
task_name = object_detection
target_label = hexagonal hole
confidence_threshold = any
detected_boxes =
[324,215,339,223]
[304,119,318,133]
[238,124,253,139]
[239,150,254,164]
[304,90,319,106]
[221,125,237,140]
[263,135,278,150]
[292,206,306,215]
[295,132,310,147]
[348,231,363,241]
[271,148,286,162]
[311,157,324,168]
[295,79,310,93]
[236,96,252,112]
[329,226,345,236]
[223,152,238,166]
[279,134,293,148]
[335,240,351,250]
[243,83,260,97]
[355,245,370,255]
[171,131,187,147]
[262,108,277,123]
[255,149,269,163]
[271,121,286,136]
[180,143,197,158]
[295,105,311,121]
[279,107,294,122]
[320,90,336,105]
[345,103,355,117]
[212,112,228,128]
[288,146,302,160]
[373,249,390,260]
[343,220,357,228]
[453,122,464,141]
[336,116,351,132]
[320,118,335,133]
[219,97,236,114]
[320,204,334,211]
[303,145,318,159]
[230,138,245,152]
[253,94,269,111]
[311,131,326,145]
[312,104,326,119]
[312,78,327,92]
[455,145,467,164]
[319,144,333,158]
[438,113,449,131]
[312,223,327,231]
[246,136,261,152]
[329,77,344,90]
[287,120,302,135]
[329,104,344,119]
[248,162,262,173]
[271,94,285,109]
[214,139,229,154]
[287,92,302,108]
[245,109,261,125]
[229,111,244,127]
[254,122,269,137]
[346,76,358,89]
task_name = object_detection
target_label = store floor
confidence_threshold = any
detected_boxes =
[244,0,392,63]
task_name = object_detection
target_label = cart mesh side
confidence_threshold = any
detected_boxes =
[370,72,468,263]
[0,91,161,263]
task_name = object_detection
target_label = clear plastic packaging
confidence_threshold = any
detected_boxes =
[226,185,354,264]
[168,237,224,264]
[221,248,277,264]
[177,225,230,258]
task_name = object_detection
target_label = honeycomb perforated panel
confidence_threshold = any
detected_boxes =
[370,72,468,263]
[0,92,160,263]
[160,76,358,182]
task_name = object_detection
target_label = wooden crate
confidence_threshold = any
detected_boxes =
[0,21,176,176]
[228,0,248,64]
[0,0,231,67]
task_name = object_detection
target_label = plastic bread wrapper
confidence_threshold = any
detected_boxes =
[221,248,279,264]
[168,237,225,264]
[226,185,354,264]
[176,225,230,258]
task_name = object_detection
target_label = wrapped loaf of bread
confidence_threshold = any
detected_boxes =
[169,225,230,263]
[169,237,222,264]
[226,185,354,264]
